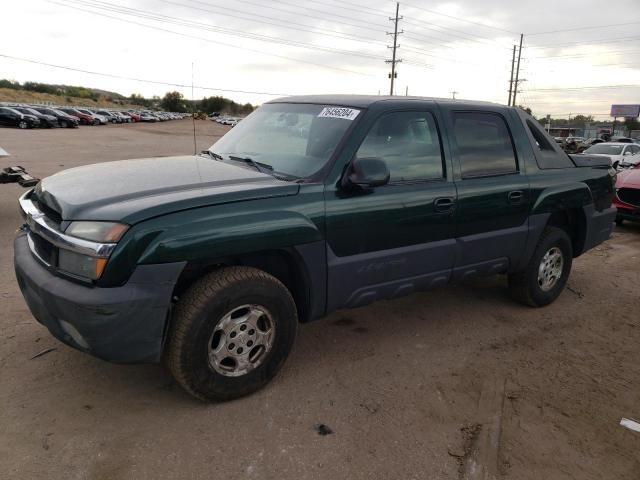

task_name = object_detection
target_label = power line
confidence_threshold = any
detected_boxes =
[0,53,291,96]
[527,20,640,36]
[168,0,387,46]
[61,0,384,60]
[399,1,518,35]
[527,48,640,59]
[181,0,388,35]
[527,84,640,91]
[50,0,378,76]
[528,35,640,49]
[304,0,511,42]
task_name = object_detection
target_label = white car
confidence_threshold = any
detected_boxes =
[583,142,640,168]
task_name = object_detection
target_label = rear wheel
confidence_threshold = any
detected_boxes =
[508,227,573,307]
[166,266,298,401]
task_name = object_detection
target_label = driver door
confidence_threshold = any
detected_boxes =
[324,109,457,310]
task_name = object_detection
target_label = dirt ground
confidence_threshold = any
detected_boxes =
[0,120,638,479]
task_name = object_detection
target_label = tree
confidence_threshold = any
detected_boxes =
[571,115,594,124]
[161,91,187,112]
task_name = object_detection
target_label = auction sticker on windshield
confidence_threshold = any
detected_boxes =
[317,107,360,121]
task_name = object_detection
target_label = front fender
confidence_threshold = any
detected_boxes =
[99,186,325,286]
[139,209,323,264]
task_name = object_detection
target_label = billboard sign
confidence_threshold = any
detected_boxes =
[610,104,640,117]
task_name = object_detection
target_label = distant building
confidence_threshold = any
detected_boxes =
[549,127,579,138]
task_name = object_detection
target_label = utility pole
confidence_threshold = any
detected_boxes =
[385,2,403,96]
[508,45,516,106]
[450,91,458,100]
[512,34,524,107]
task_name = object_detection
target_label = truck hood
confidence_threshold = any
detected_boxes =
[32,155,299,224]
[616,167,640,189]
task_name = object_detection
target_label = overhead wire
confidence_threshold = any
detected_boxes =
[49,0,380,76]
[0,53,292,96]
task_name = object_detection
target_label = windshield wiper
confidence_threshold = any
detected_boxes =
[228,155,274,175]
[201,150,223,161]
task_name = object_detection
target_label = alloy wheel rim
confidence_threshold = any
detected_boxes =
[537,247,564,291]
[207,304,276,377]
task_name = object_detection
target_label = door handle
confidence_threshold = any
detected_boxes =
[508,190,525,204]
[434,197,455,213]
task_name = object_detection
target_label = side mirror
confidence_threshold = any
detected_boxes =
[624,151,632,156]
[342,157,390,189]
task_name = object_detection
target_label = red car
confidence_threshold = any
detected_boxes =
[614,165,640,225]
[125,111,141,122]
[58,108,96,126]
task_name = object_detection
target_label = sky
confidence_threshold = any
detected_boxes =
[2,0,640,118]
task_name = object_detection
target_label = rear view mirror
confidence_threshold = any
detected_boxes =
[342,157,390,189]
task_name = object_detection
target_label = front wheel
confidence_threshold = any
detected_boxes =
[166,266,298,401]
[18,120,28,129]
[508,227,573,307]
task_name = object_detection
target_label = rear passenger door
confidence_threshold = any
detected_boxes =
[445,109,530,278]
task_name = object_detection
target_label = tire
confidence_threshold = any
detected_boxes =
[508,226,573,307]
[615,217,624,226]
[166,266,298,401]
[18,120,28,129]
[60,120,68,128]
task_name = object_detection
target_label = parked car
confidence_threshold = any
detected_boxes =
[582,142,640,166]
[94,110,119,123]
[613,163,640,225]
[577,137,604,152]
[123,111,140,122]
[14,96,617,401]
[58,108,95,125]
[76,109,107,125]
[139,112,157,122]
[0,107,40,129]
[32,107,79,128]
[610,136,634,143]
[13,107,59,128]
[112,111,132,123]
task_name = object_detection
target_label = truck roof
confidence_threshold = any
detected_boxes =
[268,94,501,109]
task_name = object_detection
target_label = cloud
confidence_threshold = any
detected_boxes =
[2,0,639,116]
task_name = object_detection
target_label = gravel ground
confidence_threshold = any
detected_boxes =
[0,120,638,479]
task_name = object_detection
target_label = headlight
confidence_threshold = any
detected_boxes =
[58,250,108,280]
[65,221,129,242]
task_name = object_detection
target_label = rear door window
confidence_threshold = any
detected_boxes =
[452,112,518,178]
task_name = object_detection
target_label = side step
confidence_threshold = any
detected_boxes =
[0,166,39,187]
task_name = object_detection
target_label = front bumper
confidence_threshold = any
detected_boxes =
[14,232,185,363]
[616,206,640,222]
[613,197,640,223]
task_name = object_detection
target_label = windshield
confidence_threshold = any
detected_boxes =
[585,144,624,155]
[209,103,360,179]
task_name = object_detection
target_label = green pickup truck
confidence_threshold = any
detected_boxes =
[14,96,617,401]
